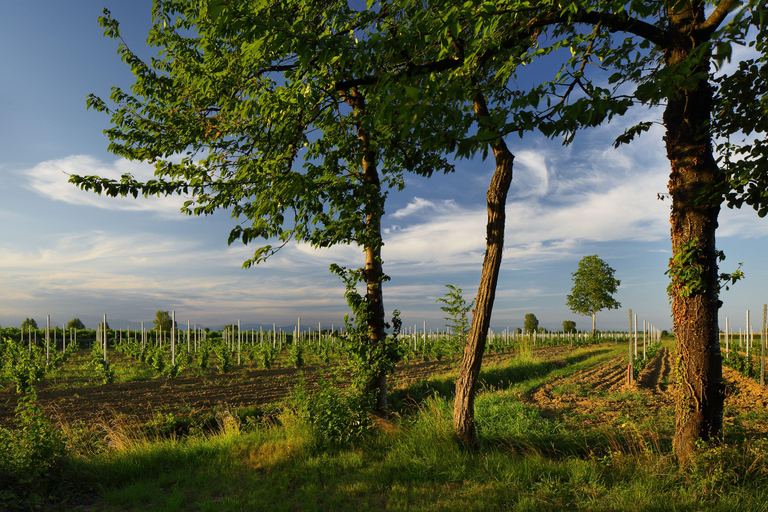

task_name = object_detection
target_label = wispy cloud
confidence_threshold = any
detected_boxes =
[21,155,189,218]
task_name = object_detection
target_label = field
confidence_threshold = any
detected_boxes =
[3,334,768,511]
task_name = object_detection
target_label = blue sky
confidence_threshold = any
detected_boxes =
[2,1,766,334]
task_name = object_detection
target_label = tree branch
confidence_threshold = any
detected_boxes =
[699,0,745,35]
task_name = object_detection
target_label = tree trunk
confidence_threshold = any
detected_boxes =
[664,3,724,464]
[348,89,389,416]
[453,92,514,448]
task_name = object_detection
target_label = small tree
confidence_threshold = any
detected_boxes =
[562,320,577,334]
[436,284,474,339]
[66,318,85,330]
[21,318,38,330]
[566,255,621,336]
[153,311,175,333]
[523,314,539,334]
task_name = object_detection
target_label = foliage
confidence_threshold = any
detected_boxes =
[287,377,372,450]
[20,318,37,331]
[66,317,86,330]
[712,7,768,217]
[524,314,539,334]
[258,343,277,370]
[566,255,621,326]
[90,357,116,385]
[214,342,233,374]
[288,340,305,369]
[1,339,47,393]
[723,350,757,380]
[436,284,474,339]
[331,264,402,392]
[562,320,577,334]
[0,389,67,510]
[152,310,175,333]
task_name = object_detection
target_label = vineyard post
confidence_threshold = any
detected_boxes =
[747,310,751,358]
[423,320,427,353]
[171,310,176,366]
[46,315,50,364]
[237,319,241,366]
[761,305,766,387]
[298,317,301,346]
[627,309,633,386]
[187,320,191,354]
[103,314,107,362]
[272,323,276,349]
[62,323,66,352]
[634,314,638,358]
[725,317,730,359]
[643,319,646,360]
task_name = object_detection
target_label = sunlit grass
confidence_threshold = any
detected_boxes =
[6,340,768,511]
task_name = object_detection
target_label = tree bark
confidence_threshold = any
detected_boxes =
[453,92,514,448]
[347,89,389,416]
[664,3,724,464]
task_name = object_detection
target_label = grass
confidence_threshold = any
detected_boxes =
[5,340,768,511]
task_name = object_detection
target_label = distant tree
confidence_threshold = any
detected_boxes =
[514,327,522,335]
[67,318,86,330]
[523,314,539,334]
[21,318,38,330]
[538,327,548,334]
[562,321,577,334]
[436,284,474,339]
[566,255,621,336]
[153,311,175,332]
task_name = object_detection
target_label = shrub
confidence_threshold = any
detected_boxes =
[0,389,67,510]
[289,341,304,368]
[287,378,372,450]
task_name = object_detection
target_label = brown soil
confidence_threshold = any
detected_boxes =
[520,346,676,429]
[3,344,767,435]
[0,349,523,428]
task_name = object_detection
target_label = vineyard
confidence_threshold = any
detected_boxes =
[0,325,640,427]
[2,323,768,511]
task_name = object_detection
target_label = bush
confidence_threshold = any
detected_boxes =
[289,341,304,368]
[0,389,67,510]
[1,339,46,393]
[287,378,372,450]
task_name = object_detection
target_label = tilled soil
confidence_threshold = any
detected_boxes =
[0,350,523,428]
[3,344,767,434]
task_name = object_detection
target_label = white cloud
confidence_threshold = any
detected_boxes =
[21,155,189,218]
[512,150,550,197]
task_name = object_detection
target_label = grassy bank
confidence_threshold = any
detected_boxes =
[4,342,768,511]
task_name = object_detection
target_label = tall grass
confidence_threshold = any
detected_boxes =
[8,341,768,511]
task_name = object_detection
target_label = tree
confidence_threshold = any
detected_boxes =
[566,255,621,336]
[70,1,454,416]
[21,318,38,330]
[524,314,539,334]
[66,318,86,330]
[423,0,766,462]
[562,321,577,334]
[153,311,175,333]
[436,284,474,338]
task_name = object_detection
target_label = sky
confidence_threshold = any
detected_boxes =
[1,1,766,334]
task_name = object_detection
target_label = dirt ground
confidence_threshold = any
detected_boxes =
[519,344,768,435]
[0,351,505,428]
[2,344,767,433]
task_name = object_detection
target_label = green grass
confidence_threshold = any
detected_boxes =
[5,341,768,511]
